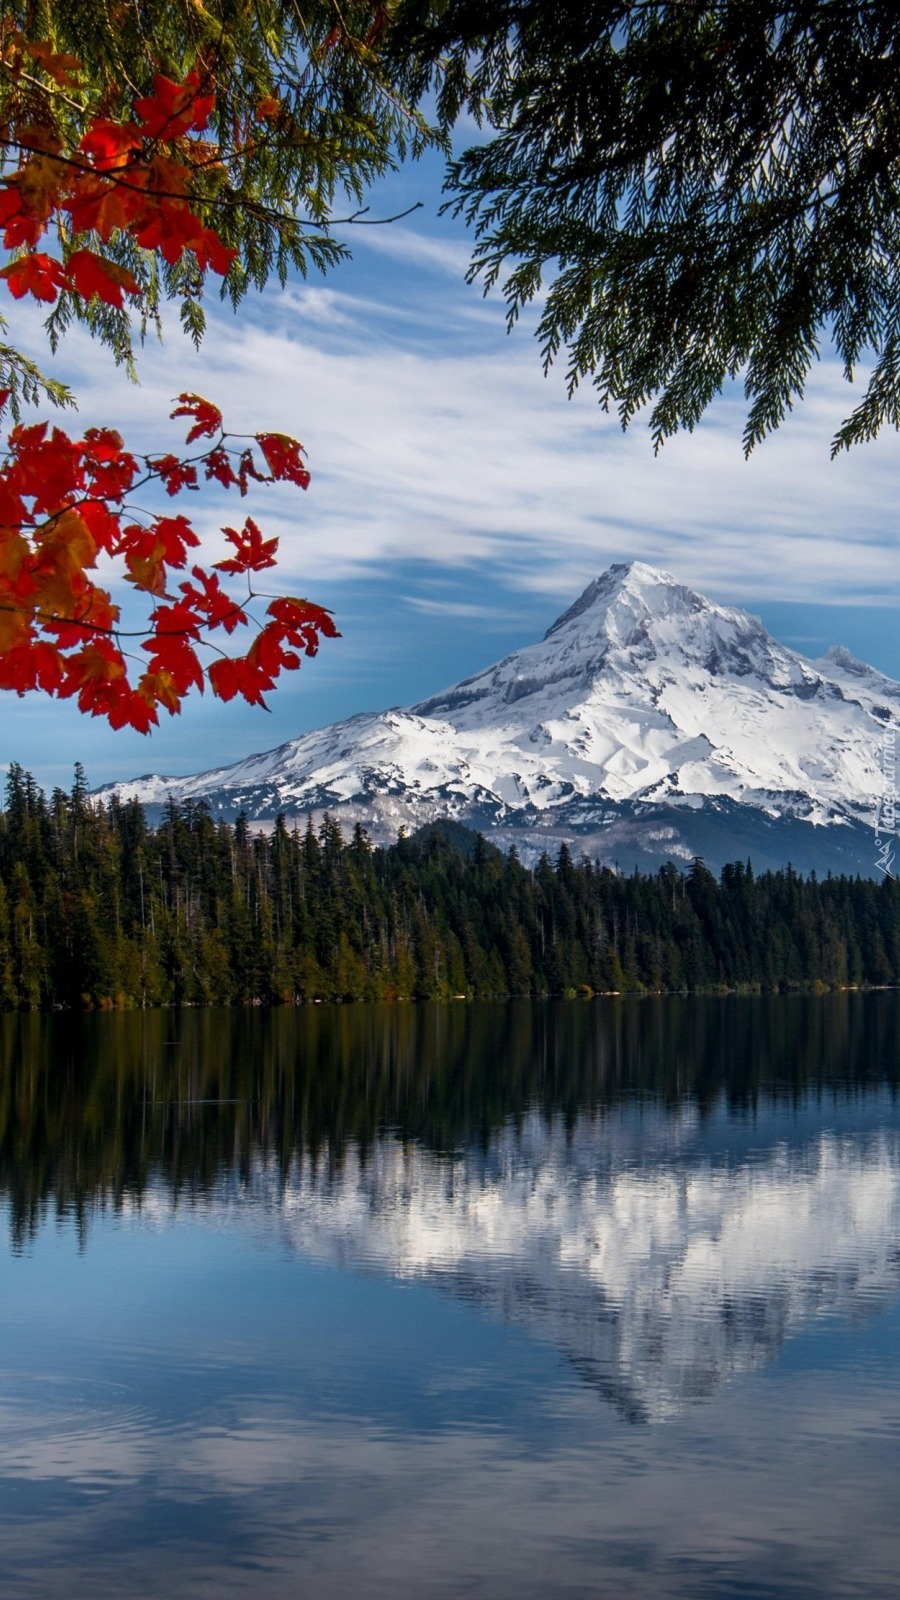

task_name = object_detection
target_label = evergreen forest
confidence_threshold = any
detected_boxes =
[0,763,897,1010]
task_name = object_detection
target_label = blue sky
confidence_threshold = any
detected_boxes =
[5,146,900,794]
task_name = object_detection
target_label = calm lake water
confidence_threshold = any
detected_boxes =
[1,996,899,1599]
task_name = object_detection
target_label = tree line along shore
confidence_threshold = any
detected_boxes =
[0,764,897,1011]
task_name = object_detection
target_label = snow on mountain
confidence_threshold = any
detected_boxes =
[96,562,897,872]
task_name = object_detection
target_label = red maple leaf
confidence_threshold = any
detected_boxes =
[77,498,123,554]
[66,249,141,309]
[106,688,159,733]
[142,630,204,695]
[134,71,215,140]
[0,474,27,525]
[171,393,223,443]
[81,426,127,464]
[8,425,84,512]
[0,252,66,302]
[151,515,201,566]
[208,652,275,707]
[249,622,300,676]
[180,566,247,633]
[237,447,268,496]
[135,203,204,264]
[79,428,139,499]
[203,446,239,489]
[214,517,278,574]
[148,598,202,639]
[256,432,311,488]
[0,638,67,695]
[63,171,145,238]
[61,638,127,717]
[268,595,340,640]
[77,119,142,170]
[191,227,237,276]
[0,185,45,249]
[148,454,199,495]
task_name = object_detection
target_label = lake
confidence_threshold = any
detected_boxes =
[1,996,899,1598]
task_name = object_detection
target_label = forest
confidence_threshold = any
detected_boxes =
[0,763,897,1010]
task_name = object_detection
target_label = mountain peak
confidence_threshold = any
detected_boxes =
[544,562,698,640]
[95,562,897,877]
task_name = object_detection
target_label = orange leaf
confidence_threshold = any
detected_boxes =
[37,507,97,571]
[0,603,31,652]
[63,640,134,724]
[64,172,144,239]
[137,668,181,716]
[16,153,67,220]
[125,540,168,595]
[70,639,126,684]
[0,528,30,586]
[47,583,120,646]
[23,39,82,87]
[31,567,85,620]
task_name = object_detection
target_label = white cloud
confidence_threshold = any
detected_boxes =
[401,594,522,620]
[352,221,474,276]
[14,266,900,614]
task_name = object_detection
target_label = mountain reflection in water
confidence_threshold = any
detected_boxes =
[2,994,899,1424]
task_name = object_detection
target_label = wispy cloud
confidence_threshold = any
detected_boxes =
[354,223,474,277]
[18,260,898,611]
[401,595,519,620]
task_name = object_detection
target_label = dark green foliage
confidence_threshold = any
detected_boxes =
[2,992,899,1250]
[0,767,896,1008]
[392,0,900,454]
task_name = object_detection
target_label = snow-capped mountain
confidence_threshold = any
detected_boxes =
[98,562,897,873]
